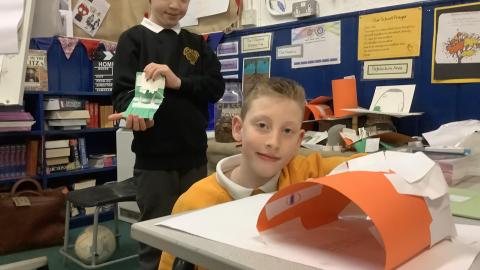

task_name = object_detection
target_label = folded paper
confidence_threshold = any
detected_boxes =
[257,151,455,270]
[123,72,165,120]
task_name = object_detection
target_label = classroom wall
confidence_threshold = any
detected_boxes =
[252,0,430,27]
[219,0,480,136]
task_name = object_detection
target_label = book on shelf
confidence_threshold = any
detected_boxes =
[45,139,70,149]
[26,140,39,177]
[85,102,99,128]
[69,139,81,169]
[48,119,87,126]
[46,156,69,166]
[0,144,27,179]
[88,153,116,168]
[24,49,48,91]
[0,112,35,132]
[44,97,84,111]
[45,147,70,158]
[46,162,77,174]
[45,110,90,120]
[78,137,88,169]
[99,105,114,128]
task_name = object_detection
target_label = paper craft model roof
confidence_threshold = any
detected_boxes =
[257,151,455,270]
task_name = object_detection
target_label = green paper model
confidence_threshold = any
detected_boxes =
[123,72,165,119]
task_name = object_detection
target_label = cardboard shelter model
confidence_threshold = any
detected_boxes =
[257,151,455,270]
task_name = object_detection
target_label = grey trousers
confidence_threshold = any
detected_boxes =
[134,165,207,270]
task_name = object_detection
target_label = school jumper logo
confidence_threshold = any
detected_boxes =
[183,47,199,65]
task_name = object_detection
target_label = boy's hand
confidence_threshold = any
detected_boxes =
[108,113,154,131]
[144,63,181,90]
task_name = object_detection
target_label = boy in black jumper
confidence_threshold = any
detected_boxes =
[109,0,225,269]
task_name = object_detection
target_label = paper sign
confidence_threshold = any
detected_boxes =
[217,41,239,56]
[241,33,273,53]
[363,59,414,80]
[123,72,165,120]
[276,44,303,59]
[219,58,239,72]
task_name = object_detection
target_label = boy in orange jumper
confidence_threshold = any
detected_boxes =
[159,77,361,270]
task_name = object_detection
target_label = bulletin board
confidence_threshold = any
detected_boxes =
[216,0,480,136]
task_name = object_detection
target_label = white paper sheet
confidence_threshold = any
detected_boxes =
[423,120,480,147]
[180,0,199,27]
[0,0,25,54]
[291,21,341,68]
[385,151,435,184]
[197,0,229,17]
[342,107,423,117]
[156,193,480,270]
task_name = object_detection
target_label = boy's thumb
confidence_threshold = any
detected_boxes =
[108,112,124,121]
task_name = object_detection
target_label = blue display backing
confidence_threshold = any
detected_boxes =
[217,0,480,135]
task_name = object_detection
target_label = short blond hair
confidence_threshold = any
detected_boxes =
[241,77,306,120]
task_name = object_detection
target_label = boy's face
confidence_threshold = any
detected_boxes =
[150,0,189,28]
[232,95,305,179]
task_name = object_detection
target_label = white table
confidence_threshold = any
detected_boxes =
[132,177,480,270]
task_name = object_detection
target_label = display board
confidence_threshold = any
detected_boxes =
[217,0,480,135]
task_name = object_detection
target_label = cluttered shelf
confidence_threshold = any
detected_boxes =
[0,130,42,137]
[24,91,112,97]
[45,127,117,136]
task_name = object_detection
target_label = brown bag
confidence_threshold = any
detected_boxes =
[0,178,67,255]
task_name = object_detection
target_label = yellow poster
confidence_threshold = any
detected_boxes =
[358,7,422,60]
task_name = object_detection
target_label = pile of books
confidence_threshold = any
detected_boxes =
[44,97,89,130]
[45,139,88,174]
[0,111,35,132]
[44,97,114,129]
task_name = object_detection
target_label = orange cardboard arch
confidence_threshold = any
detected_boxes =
[257,171,432,270]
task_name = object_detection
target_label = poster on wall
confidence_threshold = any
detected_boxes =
[242,56,271,96]
[432,2,480,83]
[358,7,422,60]
[72,0,110,37]
[291,21,341,68]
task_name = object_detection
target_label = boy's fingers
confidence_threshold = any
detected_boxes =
[132,116,140,131]
[146,119,154,129]
[125,115,134,129]
[138,118,147,131]
[108,112,124,121]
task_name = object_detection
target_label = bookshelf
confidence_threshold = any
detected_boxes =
[0,91,117,227]
[1,91,117,185]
